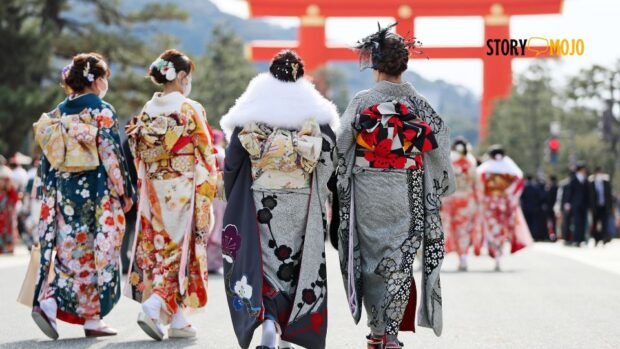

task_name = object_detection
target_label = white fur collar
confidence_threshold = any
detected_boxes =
[478,156,523,178]
[220,73,340,140]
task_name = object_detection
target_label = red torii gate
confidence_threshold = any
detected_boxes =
[246,0,562,139]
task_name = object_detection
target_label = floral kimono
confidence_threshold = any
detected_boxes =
[32,93,134,324]
[220,73,339,349]
[335,81,455,338]
[125,92,218,319]
[477,156,531,257]
[0,179,18,254]
[441,152,481,256]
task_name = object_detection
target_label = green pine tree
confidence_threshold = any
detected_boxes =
[192,24,256,126]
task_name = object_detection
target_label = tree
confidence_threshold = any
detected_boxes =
[192,24,256,126]
[0,0,186,155]
[566,59,620,175]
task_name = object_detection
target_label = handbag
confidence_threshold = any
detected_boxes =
[16,244,54,308]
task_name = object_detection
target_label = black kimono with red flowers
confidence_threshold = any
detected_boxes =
[222,125,335,349]
[219,71,341,349]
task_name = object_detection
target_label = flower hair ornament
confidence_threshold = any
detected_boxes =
[354,22,425,70]
[151,58,177,81]
[61,64,72,81]
[83,61,95,82]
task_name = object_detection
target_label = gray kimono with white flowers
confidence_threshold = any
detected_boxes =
[335,81,455,336]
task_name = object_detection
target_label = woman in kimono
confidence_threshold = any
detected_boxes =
[335,24,455,349]
[125,49,218,341]
[477,145,531,271]
[220,50,339,349]
[441,138,480,271]
[0,165,18,254]
[31,53,134,339]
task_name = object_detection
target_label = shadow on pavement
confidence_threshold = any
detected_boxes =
[441,269,521,274]
[100,339,198,348]
[0,337,97,348]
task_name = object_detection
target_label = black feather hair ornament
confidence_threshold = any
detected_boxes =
[353,22,425,71]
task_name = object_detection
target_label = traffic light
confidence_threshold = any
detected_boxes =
[548,137,560,164]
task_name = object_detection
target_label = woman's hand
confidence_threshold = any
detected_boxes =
[122,196,133,213]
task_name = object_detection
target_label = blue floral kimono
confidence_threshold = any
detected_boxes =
[32,93,134,324]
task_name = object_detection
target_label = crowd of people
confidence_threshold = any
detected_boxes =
[520,164,617,246]
[440,138,619,276]
[0,21,617,349]
[0,153,41,254]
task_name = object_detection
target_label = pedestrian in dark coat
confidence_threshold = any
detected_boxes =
[589,167,613,245]
[563,164,589,246]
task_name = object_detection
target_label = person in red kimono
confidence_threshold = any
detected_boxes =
[477,145,532,271]
[441,138,480,271]
[0,166,18,254]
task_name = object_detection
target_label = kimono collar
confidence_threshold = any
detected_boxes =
[149,91,186,107]
[372,80,418,97]
[64,93,102,109]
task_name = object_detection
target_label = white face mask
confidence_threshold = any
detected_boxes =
[98,78,109,99]
[182,76,192,97]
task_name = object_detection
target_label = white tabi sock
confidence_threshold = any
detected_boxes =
[279,338,294,348]
[260,319,278,348]
[459,255,468,267]
[39,298,57,321]
[170,309,190,329]
[142,294,164,321]
[84,319,105,330]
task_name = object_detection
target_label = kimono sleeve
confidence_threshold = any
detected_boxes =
[96,104,135,200]
[190,103,218,233]
[224,128,250,199]
[414,97,456,198]
[334,93,365,322]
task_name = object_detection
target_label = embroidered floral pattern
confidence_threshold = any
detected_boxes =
[372,168,425,335]
[222,224,241,263]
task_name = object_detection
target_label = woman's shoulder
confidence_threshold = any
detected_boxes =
[99,100,116,114]
[183,98,206,115]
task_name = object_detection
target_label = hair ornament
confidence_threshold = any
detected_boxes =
[291,63,299,81]
[354,22,425,70]
[151,58,177,81]
[83,61,95,82]
[61,64,73,81]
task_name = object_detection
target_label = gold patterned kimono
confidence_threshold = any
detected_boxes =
[125,92,218,319]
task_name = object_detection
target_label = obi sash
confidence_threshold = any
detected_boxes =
[238,119,323,189]
[353,101,438,170]
[125,107,196,167]
[33,109,100,172]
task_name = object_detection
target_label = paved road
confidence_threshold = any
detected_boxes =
[1,242,619,349]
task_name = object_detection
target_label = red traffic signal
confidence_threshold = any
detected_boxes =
[548,137,560,153]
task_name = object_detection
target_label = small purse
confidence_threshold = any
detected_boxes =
[16,245,55,308]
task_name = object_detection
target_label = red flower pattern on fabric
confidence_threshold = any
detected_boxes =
[355,101,438,169]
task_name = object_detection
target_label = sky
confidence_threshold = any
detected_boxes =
[211,0,620,96]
